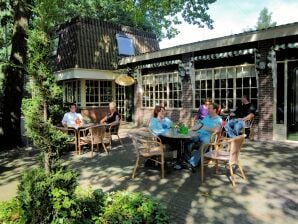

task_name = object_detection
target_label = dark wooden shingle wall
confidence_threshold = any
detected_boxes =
[54,17,159,71]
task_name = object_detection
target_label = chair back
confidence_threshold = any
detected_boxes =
[228,134,245,165]
[91,125,106,144]
[110,122,120,135]
[130,133,163,156]
[209,127,222,144]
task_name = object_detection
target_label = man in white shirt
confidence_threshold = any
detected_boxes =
[61,103,83,127]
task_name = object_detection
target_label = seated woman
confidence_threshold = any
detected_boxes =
[195,97,211,122]
[100,102,120,131]
[149,105,172,136]
[149,105,183,170]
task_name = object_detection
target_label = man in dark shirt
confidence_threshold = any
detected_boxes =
[225,95,256,137]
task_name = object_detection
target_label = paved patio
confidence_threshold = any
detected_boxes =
[1,122,298,223]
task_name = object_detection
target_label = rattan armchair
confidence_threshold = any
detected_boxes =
[104,122,123,150]
[130,133,165,179]
[90,125,108,157]
[200,134,247,186]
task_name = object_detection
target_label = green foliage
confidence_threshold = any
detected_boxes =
[1,169,169,224]
[255,7,277,30]
[98,191,169,224]
[22,98,68,154]
[0,198,25,224]
[17,167,79,224]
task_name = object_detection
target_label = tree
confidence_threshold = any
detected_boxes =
[1,0,32,147]
[255,7,277,30]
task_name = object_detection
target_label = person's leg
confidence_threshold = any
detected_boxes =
[188,134,210,167]
[224,119,237,137]
[184,134,200,161]
[234,119,244,136]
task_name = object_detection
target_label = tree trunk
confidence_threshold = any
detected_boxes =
[44,152,49,173]
[1,0,32,148]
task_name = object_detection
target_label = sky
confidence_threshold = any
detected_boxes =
[160,0,298,49]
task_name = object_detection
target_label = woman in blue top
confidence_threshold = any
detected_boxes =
[149,105,172,135]
[149,106,184,169]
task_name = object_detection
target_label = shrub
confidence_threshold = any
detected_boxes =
[17,167,78,223]
[4,168,169,223]
[0,198,25,224]
[74,188,107,223]
[98,191,169,224]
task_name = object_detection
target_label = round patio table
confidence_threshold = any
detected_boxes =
[160,129,197,158]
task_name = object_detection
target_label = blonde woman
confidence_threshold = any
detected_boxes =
[100,102,120,125]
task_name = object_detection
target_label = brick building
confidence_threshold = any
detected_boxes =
[119,22,298,141]
[53,18,298,141]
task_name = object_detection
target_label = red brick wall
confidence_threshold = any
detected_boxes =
[256,40,274,140]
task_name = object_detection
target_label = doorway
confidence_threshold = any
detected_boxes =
[288,62,298,140]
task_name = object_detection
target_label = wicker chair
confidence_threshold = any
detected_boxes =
[90,125,108,157]
[104,122,123,150]
[200,134,247,186]
[130,133,165,179]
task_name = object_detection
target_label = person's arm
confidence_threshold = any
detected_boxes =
[78,113,84,124]
[201,125,220,133]
[149,118,166,135]
[108,114,120,126]
[100,114,108,124]
[163,117,172,129]
[62,113,67,127]
[243,104,256,121]
[190,122,203,131]
[196,106,203,120]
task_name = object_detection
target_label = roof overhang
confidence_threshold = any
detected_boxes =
[54,68,121,81]
[119,22,298,65]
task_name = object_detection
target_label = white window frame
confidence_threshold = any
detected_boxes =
[63,80,81,107]
[141,72,182,109]
[194,64,258,110]
[85,80,113,107]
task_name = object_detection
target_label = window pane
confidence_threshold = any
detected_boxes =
[141,72,182,108]
[116,34,135,56]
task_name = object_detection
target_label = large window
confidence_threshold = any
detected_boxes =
[86,80,112,106]
[195,65,258,110]
[63,80,81,106]
[142,72,182,108]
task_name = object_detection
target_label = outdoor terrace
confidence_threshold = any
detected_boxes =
[0,122,297,223]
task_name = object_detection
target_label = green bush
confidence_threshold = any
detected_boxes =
[98,191,169,224]
[0,198,25,224]
[3,168,169,223]
[74,188,107,223]
[17,167,79,223]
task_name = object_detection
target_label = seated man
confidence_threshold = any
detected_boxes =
[187,102,222,169]
[61,103,83,127]
[224,95,256,138]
